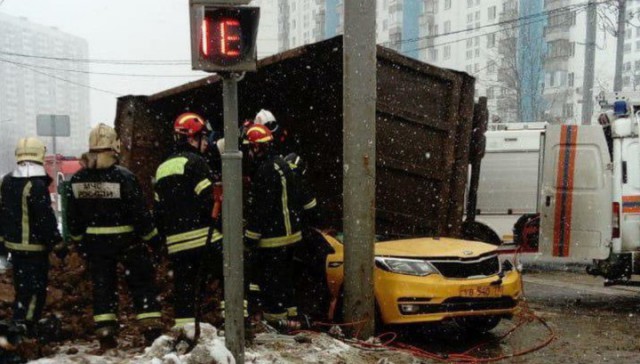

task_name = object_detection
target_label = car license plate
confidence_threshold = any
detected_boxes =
[459,285,503,298]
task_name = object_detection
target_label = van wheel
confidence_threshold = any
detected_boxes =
[462,221,502,246]
[453,315,501,333]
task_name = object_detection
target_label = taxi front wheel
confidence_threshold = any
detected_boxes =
[453,315,501,333]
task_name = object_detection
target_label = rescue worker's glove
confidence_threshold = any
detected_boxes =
[53,242,69,262]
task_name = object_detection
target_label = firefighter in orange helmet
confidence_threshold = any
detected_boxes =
[244,124,316,332]
[153,112,225,331]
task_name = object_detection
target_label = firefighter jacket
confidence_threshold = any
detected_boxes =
[0,163,61,254]
[66,155,158,251]
[245,153,317,248]
[153,146,221,255]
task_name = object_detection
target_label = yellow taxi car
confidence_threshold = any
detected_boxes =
[323,232,522,332]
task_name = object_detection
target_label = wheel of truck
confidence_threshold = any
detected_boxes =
[453,315,501,333]
[462,221,503,246]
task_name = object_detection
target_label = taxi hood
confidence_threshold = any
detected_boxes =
[374,237,497,259]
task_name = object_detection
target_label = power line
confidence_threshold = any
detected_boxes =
[0,58,122,96]
[0,50,190,65]
[0,57,205,78]
[404,5,589,55]
[382,0,595,48]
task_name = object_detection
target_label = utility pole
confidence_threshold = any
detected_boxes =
[221,74,244,362]
[582,0,597,125]
[343,0,376,339]
[614,0,627,92]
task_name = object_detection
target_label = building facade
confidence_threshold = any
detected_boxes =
[272,0,619,124]
[0,13,90,173]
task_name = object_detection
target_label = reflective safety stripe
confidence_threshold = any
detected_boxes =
[154,192,160,202]
[142,228,159,241]
[21,182,32,244]
[287,306,298,317]
[167,227,209,244]
[70,234,84,242]
[194,178,212,195]
[5,241,46,252]
[303,198,317,210]
[274,163,292,235]
[86,225,134,235]
[26,295,37,321]
[167,233,222,254]
[94,313,117,322]
[258,231,302,248]
[249,283,260,292]
[263,311,288,322]
[173,317,195,328]
[136,311,162,320]
[245,230,262,240]
[156,157,188,182]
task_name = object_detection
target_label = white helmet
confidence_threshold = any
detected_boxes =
[254,109,278,132]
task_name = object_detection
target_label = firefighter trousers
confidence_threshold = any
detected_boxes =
[86,244,161,329]
[11,253,49,325]
[170,243,224,327]
[254,244,298,322]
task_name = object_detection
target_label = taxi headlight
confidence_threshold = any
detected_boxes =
[375,257,437,276]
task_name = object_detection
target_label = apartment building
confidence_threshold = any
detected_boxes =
[0,13,90,174]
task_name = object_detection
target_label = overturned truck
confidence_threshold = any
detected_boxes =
[115,35,487,240]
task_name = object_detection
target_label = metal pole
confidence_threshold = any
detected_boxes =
[343,0,376,339]
[614,0,626,92]
[221,74,244,362]
[51,116,60,216]
[582,0,597,125]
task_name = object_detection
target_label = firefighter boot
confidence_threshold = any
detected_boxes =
[139,318,164,346]
[95,325,118,350]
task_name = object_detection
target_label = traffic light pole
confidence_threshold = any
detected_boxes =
[343,0,376,339]
[221,73,244,362]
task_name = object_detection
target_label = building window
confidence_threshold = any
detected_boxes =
[467,0,473,8]
[623,76,631,87]
[488,6,496,21]
[625,43,632,53]
[468,14,473,23]
[429,48,438,61]
[563,103,574,118]
[467,39,473,48]
[475,49,480,57]
[487,33,495,47]
[474,63,480,72]
[487,87,494,99]
[474,36,479,46]
[475,11,480,21]
[444,45,451,59]
[625,62,632,71]
[444,21,451,33]
[635,60,640,70]
[445,0,451,10]
[487,61,496,73]
[466,50,473,59]
[568,72,574,87]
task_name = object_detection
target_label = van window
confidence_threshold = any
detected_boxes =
[552,145,603,190]
[625,142,640,189]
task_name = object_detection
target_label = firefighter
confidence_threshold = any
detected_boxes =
[253,109,290,156]
[0,137,65,336]
[66,124,163,348]
[153,112,226,331]
[244,124,316,331]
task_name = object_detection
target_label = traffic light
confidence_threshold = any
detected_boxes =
[190,2,260,72]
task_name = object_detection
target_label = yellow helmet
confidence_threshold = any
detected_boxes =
[15,137,46,164]
[89,123,120,152]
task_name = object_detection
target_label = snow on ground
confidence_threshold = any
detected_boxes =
[29,323,420,364]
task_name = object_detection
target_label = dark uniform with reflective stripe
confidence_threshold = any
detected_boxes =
[154,147,222,327]
[66,164,162,330]
[0,172,61,325]
[245,153,316,322]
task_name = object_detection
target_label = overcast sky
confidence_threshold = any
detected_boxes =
[1,0,211,125]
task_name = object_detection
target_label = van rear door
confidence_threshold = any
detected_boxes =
[539,125,612,260]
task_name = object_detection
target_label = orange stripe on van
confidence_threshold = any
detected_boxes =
[553,125,578,257]
[622,195,640,214]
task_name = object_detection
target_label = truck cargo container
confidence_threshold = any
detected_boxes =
[114,36,486,240]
